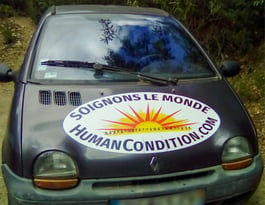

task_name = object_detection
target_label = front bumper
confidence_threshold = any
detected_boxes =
[2,154,263,205]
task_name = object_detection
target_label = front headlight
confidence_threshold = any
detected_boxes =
[222,136,253,170]
[33,151,79,189]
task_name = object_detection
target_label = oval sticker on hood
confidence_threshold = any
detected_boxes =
[63,92,221,154]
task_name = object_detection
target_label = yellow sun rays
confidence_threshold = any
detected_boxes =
[99,105,196,135]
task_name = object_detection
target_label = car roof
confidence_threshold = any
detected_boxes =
[52,4,169,17]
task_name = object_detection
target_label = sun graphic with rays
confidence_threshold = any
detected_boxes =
[100,105,196,135]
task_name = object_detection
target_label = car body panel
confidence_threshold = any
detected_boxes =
[2,83,25,176]
[19,79,258,179]
[2,155,263,204]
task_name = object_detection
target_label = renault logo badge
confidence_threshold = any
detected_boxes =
[150,157,159,173]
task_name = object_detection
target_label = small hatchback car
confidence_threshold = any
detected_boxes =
[0,4,263,205]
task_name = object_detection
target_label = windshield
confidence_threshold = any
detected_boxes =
[32,14,215,82]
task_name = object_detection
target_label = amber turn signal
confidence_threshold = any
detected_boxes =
[222,158,253,170]
[34,178,79,190]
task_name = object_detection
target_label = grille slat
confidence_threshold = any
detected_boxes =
[93,171,214,191]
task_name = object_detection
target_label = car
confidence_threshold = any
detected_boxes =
[0,4,263,205]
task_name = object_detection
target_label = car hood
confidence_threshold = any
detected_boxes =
[21,80,257,178]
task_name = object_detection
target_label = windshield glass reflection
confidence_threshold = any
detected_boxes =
[32,14,214,81]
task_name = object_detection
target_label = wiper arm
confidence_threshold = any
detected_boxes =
[41,60,94,68]
[41,60,125,72]
[42,60,141,79]
[137,72,178,85]
[41,60,178,85]
[41,59,140,79]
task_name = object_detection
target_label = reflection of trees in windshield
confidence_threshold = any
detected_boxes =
[99,19,174,71]
[99,19,116,45]
[98,18,211,75]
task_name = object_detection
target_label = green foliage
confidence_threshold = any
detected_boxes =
[0,20,18,44]
[23,0,128,21]
[229,66,265,104]
[3,0,264,58]
[0,4,16,17]
[253,0,265,7]
[1,0,24,10]
[134,0,264,58]
[229,43,265,104]
[127,0,139,7]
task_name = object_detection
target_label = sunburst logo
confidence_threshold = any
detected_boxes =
[64,92,221,154]
[100,105,196,135]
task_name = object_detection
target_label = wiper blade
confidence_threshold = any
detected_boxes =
[41,60,178,85]
[41,60,124,73]
[41,60,94,68]
[137,72,178,85]
[41,59,140,79]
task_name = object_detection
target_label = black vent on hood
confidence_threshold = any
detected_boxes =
[39,90,82,106]
[54,91,67,106]
[69,92,82,106]
[39,90,51,105]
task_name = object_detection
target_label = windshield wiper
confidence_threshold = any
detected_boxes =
[41,60,94,68]
[41,60,178,85]
[41,60,124,72]
[137,73,178,85]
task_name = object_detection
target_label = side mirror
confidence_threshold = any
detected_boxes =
[0,63,14,82]
[220,60,240,77]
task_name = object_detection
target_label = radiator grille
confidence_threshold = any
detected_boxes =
[93,171,214,191]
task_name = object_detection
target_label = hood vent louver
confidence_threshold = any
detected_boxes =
[39,90,82,106]
[69,92,82,106]
[39,90,52,105]
[54,91,67,106]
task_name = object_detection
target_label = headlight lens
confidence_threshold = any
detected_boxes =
[222,136,253,170]
[33,151,79,189]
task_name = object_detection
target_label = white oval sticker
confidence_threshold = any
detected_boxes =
[63,92,221,154]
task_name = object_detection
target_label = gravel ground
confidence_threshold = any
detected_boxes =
[0,16,264,205]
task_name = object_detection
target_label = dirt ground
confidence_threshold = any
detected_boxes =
[0,16,264,205]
